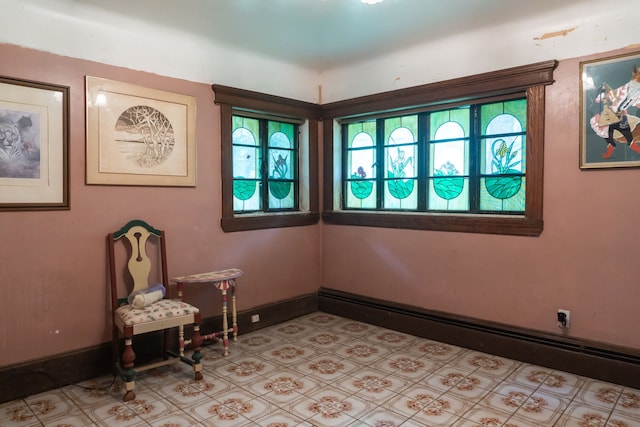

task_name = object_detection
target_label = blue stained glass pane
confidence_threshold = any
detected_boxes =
[486,113,523,135]
[482,114,524,175]
[481,99,526,131]
[269,130,291,149]
[233,118,259,145]
[269,122,294,145]
[349,132,376,179]
[269,149,292,180]
[233,127,255,146]
[232,131,260,179]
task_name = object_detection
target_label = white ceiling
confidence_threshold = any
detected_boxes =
[78,0,587,71]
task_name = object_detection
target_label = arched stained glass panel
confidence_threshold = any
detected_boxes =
[232,117,261,212]
[429,111,469,211]
[268,121,295,209]
[346,122,377,208]
[384,115,417,209]
[480,100,526,212]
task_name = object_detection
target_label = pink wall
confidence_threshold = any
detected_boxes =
[2,43,639,369]
[322,49,640,352]
[0,44,321,367]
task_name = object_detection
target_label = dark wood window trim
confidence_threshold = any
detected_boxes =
[213,85,321,232]
[320,60,557,237]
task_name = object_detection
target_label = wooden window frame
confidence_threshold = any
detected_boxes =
[320,60,558,237]
[213,85,321,232]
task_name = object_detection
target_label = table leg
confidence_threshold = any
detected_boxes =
[221,289,229,357]
[231,281,237,342]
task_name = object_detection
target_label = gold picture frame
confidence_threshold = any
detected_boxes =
[0,76,69,211]
[86,76,196,186]
[580,51,640,169]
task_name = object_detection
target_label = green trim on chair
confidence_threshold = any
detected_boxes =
[113,219,162,240]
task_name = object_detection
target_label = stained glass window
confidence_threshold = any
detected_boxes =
[341,97,526,214]
[232,115,298,213]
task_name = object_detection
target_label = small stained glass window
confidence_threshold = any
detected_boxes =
[232,115,299,213]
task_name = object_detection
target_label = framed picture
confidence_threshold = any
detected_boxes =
[0,76,69,211]
[580,51,640,169]
[86,76,196,186]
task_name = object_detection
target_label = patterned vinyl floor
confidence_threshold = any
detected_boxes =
[1,313,639,426]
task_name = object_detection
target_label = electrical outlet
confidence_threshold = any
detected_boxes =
[557,309,570,328]
[251,314,260,323]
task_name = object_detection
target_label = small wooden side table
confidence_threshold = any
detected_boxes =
[171,268,243,356]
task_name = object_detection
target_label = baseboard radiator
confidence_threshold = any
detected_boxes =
[318,287,640,390]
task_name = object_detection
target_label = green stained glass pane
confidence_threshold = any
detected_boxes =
[233,180,260,211]
[481,99,526,132]
[433,176,464,200]
[428,178,469,211]
[480,176,526,212]
[233,179,257,200]
[269,180,294,209]
[384,178,417,209]
[430,108,470,140]
[268,180,291,200]
[350,179,374,199]
[346,181,376,208]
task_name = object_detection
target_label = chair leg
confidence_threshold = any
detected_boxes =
[121,327,136,401]
[192,314,203,381]
[178,325,185,357]
[111,325,120,374]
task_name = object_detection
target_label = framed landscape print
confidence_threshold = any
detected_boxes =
[580,51,640,169]
[0,76,69,211]
[86,76,196,186]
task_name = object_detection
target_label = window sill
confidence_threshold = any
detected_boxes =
[322,211,542,236]
[222,212,320,232]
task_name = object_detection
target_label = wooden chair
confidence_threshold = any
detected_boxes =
[108,219,203,401]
